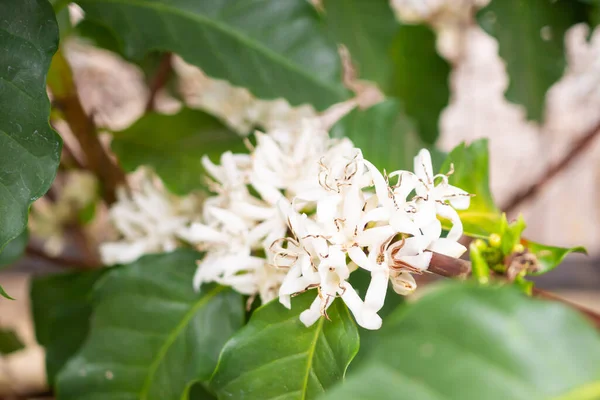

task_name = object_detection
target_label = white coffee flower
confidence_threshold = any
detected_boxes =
[100,169,201,265]
[271,145,470,330]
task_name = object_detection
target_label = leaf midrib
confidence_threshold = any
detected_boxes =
[139,285,225,399]
[79,0,344,97]
[301,317,324,400]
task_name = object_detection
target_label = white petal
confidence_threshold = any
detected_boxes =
[421,219,442,243]
[347,246,371,271]
[396,252,433,271]
[177,223,228,244]
[391,236,428,257]
[364,266,389,314]
[427,238,467,258]
[356,226,396,248]
[391,272,417,295]
[390,211,420,236]
[299,296,324,327]
[340,283,381,330]
[363,160,392,209]
[413,149,433,185]
[435,203,463,241]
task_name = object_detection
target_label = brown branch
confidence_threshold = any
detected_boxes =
[503,118,600,214]
[145,53,173,112]
[48,49,125,204]
[26,244,99,269]
[428,252,471,279]
[427,251,600,329]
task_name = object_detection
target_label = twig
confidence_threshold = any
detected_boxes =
[25,244,99,269]
[503,118,600,214]
[48,49,125,204]
[427,251,600,329]
[145,53,173,112]
[428,252,471,278]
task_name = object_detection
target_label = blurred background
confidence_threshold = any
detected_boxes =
[1,0,599,398]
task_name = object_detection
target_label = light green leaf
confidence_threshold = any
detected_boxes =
[330,100,423,172]
[477,0,588,121]
[0,230,29,269]
[211,292,359,400]
[523,239,587,275]
[500,214,527,255]
[0,0,62,250]
[385,24,450,144]
[74,0,349,110]
[323,0,399,88]
[322,283,600,400]
[111,108,246,195]
[57,250,244,400]
[470,241,491,283]
[31,269,107,384]
[0,328,25,355]
[442,139,502,238]
[0,285,14,300]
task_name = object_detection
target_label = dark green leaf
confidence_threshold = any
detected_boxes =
[74,0,349,110]
[0,0,62,250]
[0,328,25,355]
[188,383,216,400]
[385,25,450,144]
[477,0,588,121]
[73,19,121,54]
[111,108,245,195]
[0,230,28,269]
[322,283,600,400]
[523,239,587,275]
[0,284,14,300]
[0,328,24,355]
[211,292,359,400]
[330,100,423,172]
[57,250,244,400]
[442,139,502,238]
[31,269,107,384]
[323,0,399,88]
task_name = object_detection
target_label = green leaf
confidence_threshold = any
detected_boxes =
[210,292,359,400]
[31,269,107,384]
[322,283,600,400]
[0,0,62,250]
[0,230,29,269]
[0,328,25,355]
[111,108,245,195]
[74,0,349,110]
[477,0,588,121]
[500,214,527,255]
[323,0,399,88]
[442,139,502,238]
[57,250,244,400]
[470,241,491,283]
[330,100,425,172]
[385,25,450,144]
[0,284,14,300]
[523,239,587,275]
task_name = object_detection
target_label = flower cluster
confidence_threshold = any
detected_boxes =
[178,119,355,304]
[182,119,470,329]
[273,146,470,330]
[102,119,470,330]
[99,169,201,265]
